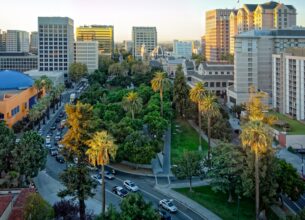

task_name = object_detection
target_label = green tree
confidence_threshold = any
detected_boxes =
[122,91,143,120]
[173,66,189,117]
[108,63,124,76]
[172,151,202,192]
[24,193,54,220]
[131,62,150,75]
[151,71,171,116]
[231,104,245,119]
[69,62,88,82]
[34,75,53,99]
[144,111,168,139]
[0,122,16,174]
[209,143,244,202]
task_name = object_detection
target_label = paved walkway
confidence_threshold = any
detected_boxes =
[188,120,217,147]
[162,126,171,175]
[276,148,305,175]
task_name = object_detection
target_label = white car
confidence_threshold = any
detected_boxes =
[55,135,61,141]
[123,180,139,192]
[91,174,103,184]
[45,136,51,144]
[159,199,178,213]
[45,143,52,148]
[104,171,115,180]
[112,186,128,197]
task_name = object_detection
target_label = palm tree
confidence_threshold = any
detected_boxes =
[189,82,206,151]
[199,92,219,160]
[86,131,117,216]
[240,120,271,219]
[151,72,171,116]
[40,75,53,93]
[122,91,142,119]
[34,79,43,99]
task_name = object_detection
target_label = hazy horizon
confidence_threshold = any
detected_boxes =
[1,0,304,42]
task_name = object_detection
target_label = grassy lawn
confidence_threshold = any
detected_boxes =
[268,111,305,135]
[175,186,255,220]
[171,119,208,164]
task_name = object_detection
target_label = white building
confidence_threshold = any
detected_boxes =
[6,30,29,53]
[0,52,38,72]
[227,29,305,107]
[272,48,305,121]
[132,27,157,60]
[30,31,38,54]
[74,41,98,74]
[173,40,192,59]
[38,17,74,74]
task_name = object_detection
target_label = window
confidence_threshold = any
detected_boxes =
[222,82,226,87]
[216,82,221,87]
[11,106,20,117]
[210,82,215,87]
[215,72,218,75]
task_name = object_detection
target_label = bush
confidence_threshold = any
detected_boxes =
[288,146,296,154]
[53,200,79,220]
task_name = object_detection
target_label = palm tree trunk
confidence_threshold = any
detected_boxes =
[79,199,86,220]
[102,164,106,215]
[255,148,260,220]
[131,109,134,120]
[198,103,202,151]
[208,117,211,161]
[160,89,163,117]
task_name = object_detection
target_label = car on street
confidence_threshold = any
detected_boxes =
[56,131,61,136]
[50,148,58,156]
[45,143,52,148]
[45,135,51,143]
[91,174,103,184]
[112,186,128,197]
[159,199,177,213]
[59,112,65,118]
[58,144,64,150]
[123,180,139,192]
[104,171,115,180]
[47,131,53,136]
[55,135,61,141]
[50,124,56,130]
[55,155,65,163]
[156,209,172,220]
[55,118,61,123]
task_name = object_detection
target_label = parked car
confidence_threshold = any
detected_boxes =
[45,143,52,148]
[159,199,177,213]
[156,209,172,220]
[55,135,61,141]
[104,171,115,180]
[55,155,65,163]
[47,131,53,136]
[112,186,128,197]
[91,174,103,184]
[58,144,64,150]
[50,124,56,130]
[123,180,139,192]
[56,131,61,136]
[50,148,58,156]
[45,135,51,144]
[59,112,65,118]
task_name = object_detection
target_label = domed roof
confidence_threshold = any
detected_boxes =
[0,70,34,90]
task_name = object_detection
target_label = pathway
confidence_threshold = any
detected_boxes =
[187,120,217,147]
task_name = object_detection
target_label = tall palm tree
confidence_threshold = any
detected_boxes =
[240,121,272,219]
[122,91,142,119]
[199,92,219,160]
[40,75,53,94]
[151,72,171,116]
[189,82,206,151]
[34,79,43,99]
[86,131,117,216]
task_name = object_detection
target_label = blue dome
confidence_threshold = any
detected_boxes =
[0,70,34,90]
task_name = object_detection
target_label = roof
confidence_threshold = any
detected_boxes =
[0,52,36,57]
[244,4,258,12]
[286,5,295,10]
[188,71,234,81]
[260,1,279,9]
[237,29,305,38]
[0,70,34,90]
[200,62,234,71]
[168,59,184,65]
[0,195,13,216]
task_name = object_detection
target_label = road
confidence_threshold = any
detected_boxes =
[37,82,205,220]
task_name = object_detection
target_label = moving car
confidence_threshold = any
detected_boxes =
[112,186,128,197]
[59,112,65,118]
[104,171,115,180]
[55,134,61,141]
[159,199,177,213]
[123,180,139,192]
[91,174,103,185]
[50,148,58,156]
[45,135,51,144]
[45,143,52,148]
[55,155,65,163]
[50,124,56,130]
[156,209,172,220]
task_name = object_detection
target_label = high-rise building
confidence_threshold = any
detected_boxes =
[173,40,192,59]
[0,30,6,52]
[76,25,114,55]
[124,40,133,53]
[201,35,206,58]
[227,29,305,107]
[30,31,38,54]
[229,2,297,55]
[74,41,99,74]
[272,48,305,120]
[132,27,157,60]
[6,30,29,53]
[38,17,74,73]
[205,9,233,62]
[0,52,38,72]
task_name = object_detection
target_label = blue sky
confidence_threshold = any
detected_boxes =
[0,0,304,42]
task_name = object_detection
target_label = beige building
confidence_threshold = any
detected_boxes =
[205,9,233,62]
[74,41,98,74]
[132,27,157,60]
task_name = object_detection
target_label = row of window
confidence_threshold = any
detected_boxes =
[11,106,20,116]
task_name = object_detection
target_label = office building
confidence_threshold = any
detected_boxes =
[74,41,98,73]
[173,40,192,59]
[132,27,157,60]
[227,29,305,107]
[201,35,206,58]
[30,31,38,54]
[0,30,6,52]
[272,48,305,120]
[6,30,29,53]
[76,25,114,55]
[205,9,233,62]
[38,17,74,73]
[229,11,238,54]
[0,52,38,72]
[124,40,133,53]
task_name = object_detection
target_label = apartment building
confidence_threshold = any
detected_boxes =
[6,30,29,53]
[272,48,305,121]
[74,41,98,73]
[30,31,38,54]
[0,30,6,52]
[173,40,192,59]
[0,52,38,72]
[132,27,157,60]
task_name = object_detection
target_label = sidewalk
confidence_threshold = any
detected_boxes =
[276,148,304,175]
[155,184,221,220]
[188,120,217,147]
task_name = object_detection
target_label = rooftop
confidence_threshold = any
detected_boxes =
[188,71,234,81]
[0,52,36,57]
[0,70,34,91]
[237,29,305,38]
[200,62,234,71]
[259,1,279,10]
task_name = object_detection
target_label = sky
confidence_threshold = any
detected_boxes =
[0,0,304,42]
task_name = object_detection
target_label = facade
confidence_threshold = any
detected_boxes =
[164,59,184,78]
[229,11,238,54]
[227,29,305,107]
[0,52,38,72]
[205,9,233,62]
[0,70,38,127]
[76,25,114,55]
[201,35,206,58]
[74,41,98,73]
[124,40,133,53]
[272,48,305,120]
[0,30,6,52]
[173,40,192,59]
[6,30,29,53]
[132,27,157,60]
[38,17,74,73]
[30,31,38,54]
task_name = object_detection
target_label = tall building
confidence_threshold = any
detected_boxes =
[272,48,305,120]
[74,41,99,74]
[124,40,133,53]
[205,9,233,62]
[173,40,192,59]
[201,35,206,58]
[229,2,297,54]
[38,17,74,73]
[30,31,38,54]
[0,52,38,72]
[0,30,6,52]
[6,30,29,53]
[227,29,305,107]
[132,27,157,60]
[76,25,114,55]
